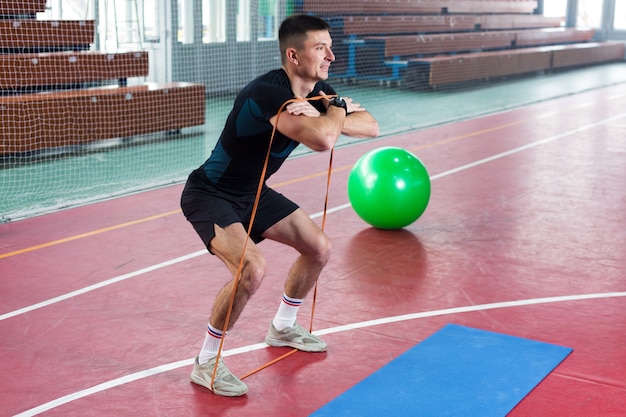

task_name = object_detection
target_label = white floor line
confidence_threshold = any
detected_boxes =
[0,250,207,321]
[14,291,626,417]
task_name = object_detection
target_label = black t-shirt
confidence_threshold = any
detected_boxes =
[198,69,336,195]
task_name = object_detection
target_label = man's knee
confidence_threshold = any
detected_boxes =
[310,232,332,266]
[239,254,267,295]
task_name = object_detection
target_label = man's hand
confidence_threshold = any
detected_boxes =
[318,90,367,114]
[344,96,367,114]
[286,98,321,117]
[318,90,379,138]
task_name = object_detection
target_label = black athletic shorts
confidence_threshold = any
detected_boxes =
[180,168,299,250]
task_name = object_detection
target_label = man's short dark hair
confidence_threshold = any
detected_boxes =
[279,14,331,58]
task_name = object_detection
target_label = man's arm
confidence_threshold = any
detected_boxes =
[269,93,379,151]
[269,101,346,152]
[342,109,379,138]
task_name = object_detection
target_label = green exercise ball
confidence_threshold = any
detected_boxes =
[348,147,430,229]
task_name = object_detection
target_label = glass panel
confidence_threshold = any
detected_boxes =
[577,0,604,28]
[542,0,567,18]
[37,0,94,20]
[143,0,159,43]
[95,0,141,50]
[237,0,251,41]
[615,0,626,30]
[258,0,277,40]
[117,0,141,46]
[61,0,92,19]
[178,0,194,44]
[202,0,226,43]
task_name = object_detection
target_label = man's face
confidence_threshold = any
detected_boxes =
[295,30,335,82]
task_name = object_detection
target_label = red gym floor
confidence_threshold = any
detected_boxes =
[2,83,626,417]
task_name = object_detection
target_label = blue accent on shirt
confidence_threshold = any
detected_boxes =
[271,141,299,158]
[236,98,268,137]
[203,140,231,183]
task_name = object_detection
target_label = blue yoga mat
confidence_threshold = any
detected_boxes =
[311,324,572,417]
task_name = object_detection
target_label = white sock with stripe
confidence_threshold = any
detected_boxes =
[198,323,224,364]
[272,293,303,331]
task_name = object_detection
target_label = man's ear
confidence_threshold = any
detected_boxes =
[287,48,298,64]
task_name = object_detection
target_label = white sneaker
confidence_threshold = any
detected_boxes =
[190,356,248,397]
[265,322,327,352]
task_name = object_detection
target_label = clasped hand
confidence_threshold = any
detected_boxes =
[286,91,366,116]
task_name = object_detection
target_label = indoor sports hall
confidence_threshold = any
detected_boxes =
[1,1,625,416]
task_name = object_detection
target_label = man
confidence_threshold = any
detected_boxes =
[180,14,379,397]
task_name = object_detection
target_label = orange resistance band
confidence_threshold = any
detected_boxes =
[210,94,338,388]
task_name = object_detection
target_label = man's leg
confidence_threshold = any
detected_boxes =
[263,208,332,296]
[262,208,331,351]
[191,222,266,396]
[209,223,267,330]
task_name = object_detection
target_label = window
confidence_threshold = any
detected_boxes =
[92,0,143,51]
[178,0,194,44]
[143,0,159,43]
[37,0,93,20]
[576,0,604,28]
[614,0,626,30]
[258,0,277,40]
[202,0,226,43]
[237,0,251,41]
[542,0,567,19]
